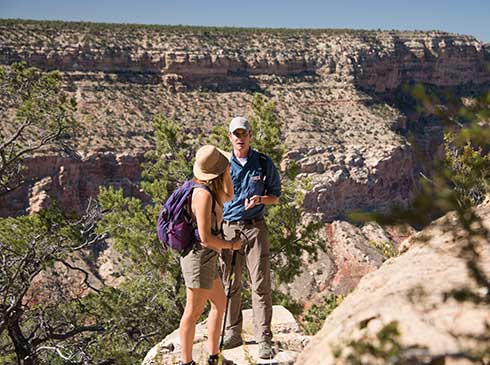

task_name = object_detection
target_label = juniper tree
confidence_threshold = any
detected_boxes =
[0,202,108,365]
[0,62,78,197]
[94,117,197,363]
[0,64,113,365]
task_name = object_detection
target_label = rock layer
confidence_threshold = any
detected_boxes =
[1,22,489,91]
[0,152,145,216]
[281,220,413,304]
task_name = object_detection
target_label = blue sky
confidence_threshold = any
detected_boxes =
[1,0,489,42]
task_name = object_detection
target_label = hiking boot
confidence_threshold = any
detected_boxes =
[258,340,274,359]
[221,334,243,350]
[208,354,234,365]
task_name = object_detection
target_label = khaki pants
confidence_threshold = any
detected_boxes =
[221,219,272,343]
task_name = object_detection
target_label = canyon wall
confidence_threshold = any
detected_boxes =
[1,21,489,220]
[1,153,145,217]
[1,22,489,91]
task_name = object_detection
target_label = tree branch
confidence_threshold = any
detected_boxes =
[0,118,32,151]
[47,324,104,342]
[59,260,101,293]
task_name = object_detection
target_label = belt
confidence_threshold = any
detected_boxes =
[225,217,264,225]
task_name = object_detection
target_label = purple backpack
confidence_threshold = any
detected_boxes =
[157,180,214,254]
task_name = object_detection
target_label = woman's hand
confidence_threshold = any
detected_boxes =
[229,238,243,251]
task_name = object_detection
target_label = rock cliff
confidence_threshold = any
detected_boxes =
[0,152,145,216]
[2,21,489,364]
[2,21,489,91]
[296,201,490,365]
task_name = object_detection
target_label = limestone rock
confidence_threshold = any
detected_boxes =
[296,201,490,365]
[142,305,310,365]
[2,23,489,222]
[2,23,489,91]
[28,176,53,214]
[303,144,414,222]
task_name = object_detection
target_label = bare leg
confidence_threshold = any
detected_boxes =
[207,278,227,355]
[180,287,209,363]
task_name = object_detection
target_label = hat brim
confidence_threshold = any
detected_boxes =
[229,125,250,133]
[193,147,231,181]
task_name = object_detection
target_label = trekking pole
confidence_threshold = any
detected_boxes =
[219,229,241,352]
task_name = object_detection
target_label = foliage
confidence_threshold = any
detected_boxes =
[141,115,195,204]
[333,321,406,364]
[368,241,398,260]
[302,293,344,335]
[1,18,400,38]
[0,62,78,197]
[0,115,198,364]
[247,94,285,165]
[444,132,490,206]
[0,64,116,364]
[67,278,181,365]
[94,117,199,361]
[98,117,195,278]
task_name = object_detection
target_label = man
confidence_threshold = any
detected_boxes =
[221,116,281,359]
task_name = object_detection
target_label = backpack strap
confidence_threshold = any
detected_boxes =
[258,152,268,182]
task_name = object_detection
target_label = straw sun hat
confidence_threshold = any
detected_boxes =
[193,145,231,181]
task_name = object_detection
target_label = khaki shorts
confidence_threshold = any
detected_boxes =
[180,245,219,289]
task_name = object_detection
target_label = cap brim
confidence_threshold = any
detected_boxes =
[229,125,249,133]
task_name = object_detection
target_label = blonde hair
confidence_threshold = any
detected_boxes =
[193,169,226,208]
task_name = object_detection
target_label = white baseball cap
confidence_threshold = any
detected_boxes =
[229,116,250,133]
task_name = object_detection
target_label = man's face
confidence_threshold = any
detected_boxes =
[229,128,251,153]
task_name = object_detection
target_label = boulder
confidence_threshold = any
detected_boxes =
[296,201,490,364]
[142,305,310,365]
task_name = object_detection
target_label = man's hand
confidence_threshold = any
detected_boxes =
[244,195,262,210]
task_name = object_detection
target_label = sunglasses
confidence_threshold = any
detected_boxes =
[232,130,250,138]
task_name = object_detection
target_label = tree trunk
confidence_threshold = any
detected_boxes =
[7,311,34,365]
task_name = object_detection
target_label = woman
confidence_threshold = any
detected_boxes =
[179,145,242,365]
